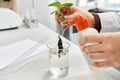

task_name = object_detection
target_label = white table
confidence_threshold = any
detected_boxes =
[0,23,120,80]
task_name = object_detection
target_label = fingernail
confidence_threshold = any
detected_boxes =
[84,48,89,52]
[79,39,84,46]
[87,54,90,57]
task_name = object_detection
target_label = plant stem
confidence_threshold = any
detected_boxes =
[57,23,61,35]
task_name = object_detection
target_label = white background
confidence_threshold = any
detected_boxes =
[18,0,50,27]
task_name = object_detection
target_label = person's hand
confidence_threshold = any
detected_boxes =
[56,6,95,27]
[79,32,120,67]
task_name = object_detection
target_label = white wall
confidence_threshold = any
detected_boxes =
[18,0,50,27]
[18,0,78,31]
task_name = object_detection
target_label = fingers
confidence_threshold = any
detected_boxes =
[62,19,72,26]
[56,7,79,25]
[92,60,120,67]
[80,34,103,46]
[62,12,80,26]
[87,52,107,60]
[55,13,60,24]
[82,43,104,52]
[55,12,74,25]
[64,14,75,21]
[91,53,120,67]
[60,7,72,15]
[92,60,113,67]
[56,14,75,26]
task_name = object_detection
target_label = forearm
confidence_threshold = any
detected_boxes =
[92,12,120,33]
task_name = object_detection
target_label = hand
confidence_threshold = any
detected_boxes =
[79,32,120,67]
[56,6,95,27]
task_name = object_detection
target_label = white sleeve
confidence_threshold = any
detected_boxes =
[98,12,120,32]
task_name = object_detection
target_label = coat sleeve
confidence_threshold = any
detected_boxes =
[98,12,120,32]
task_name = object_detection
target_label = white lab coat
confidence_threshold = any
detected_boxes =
[98,12,120,70]
[98,12,120,33]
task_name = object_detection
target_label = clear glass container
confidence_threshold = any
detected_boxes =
[47,41,70,77]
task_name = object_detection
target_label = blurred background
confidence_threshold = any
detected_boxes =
[1,0,120,44]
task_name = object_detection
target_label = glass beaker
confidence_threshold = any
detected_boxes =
[47,41,70,77]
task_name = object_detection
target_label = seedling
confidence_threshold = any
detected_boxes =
[48,1,73,58]
[48,1,73,20]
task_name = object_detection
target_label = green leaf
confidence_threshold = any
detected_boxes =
[62,3,73,7]
[48,2,73,21]
[48,1,62,9]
